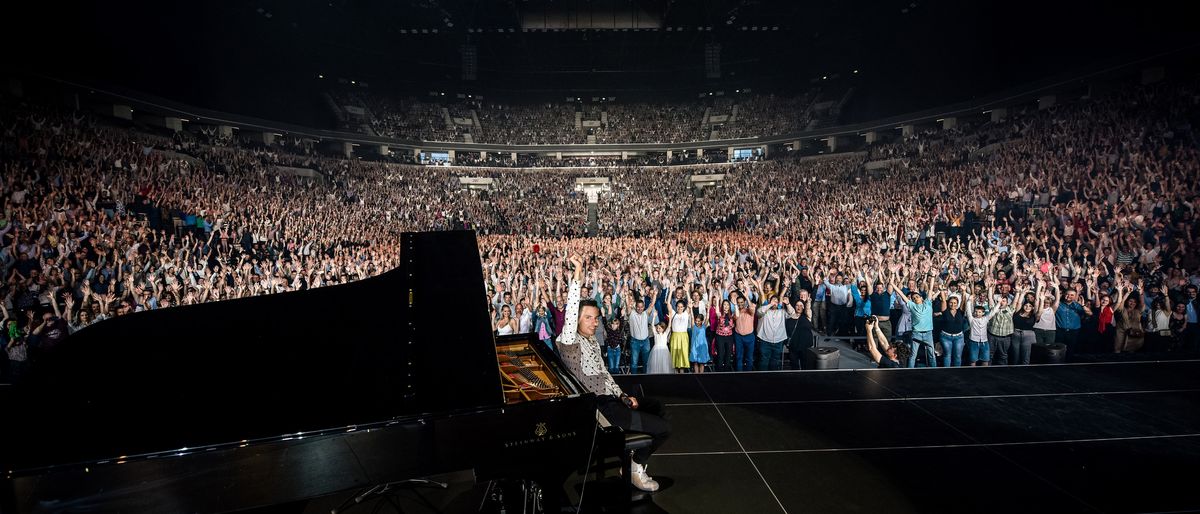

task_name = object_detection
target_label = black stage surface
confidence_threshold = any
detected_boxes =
[613,360,1200,514]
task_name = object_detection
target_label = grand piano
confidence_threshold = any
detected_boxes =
[0,231,602,513]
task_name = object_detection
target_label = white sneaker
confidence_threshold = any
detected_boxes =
[630,462,660,492]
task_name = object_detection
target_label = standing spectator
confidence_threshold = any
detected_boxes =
[625,298,654,374]
[892,277,937,368]
[647,322,672,374]
[787,290,815,370]
[689,313,710,374]
[533,304,556,352]
[966,295,1001,366]
[1113,279,1145,353]
[667,299,692,373]
[605,317,626,373]
[756,294,792,371]
[733,293,757,371]
[713,299,736,371]
[937,293,968,367]
[1033,280,1060,347]
[1182,285,1199,353]
[1055,288,1091,355]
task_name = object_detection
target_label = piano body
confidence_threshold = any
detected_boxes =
[0,231,601,513]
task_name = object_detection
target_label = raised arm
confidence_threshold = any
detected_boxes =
[558,255,585,347]
[865,318,884,364]
[1012,287,1030,313]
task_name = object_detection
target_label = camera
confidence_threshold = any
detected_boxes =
[867,315,878,322]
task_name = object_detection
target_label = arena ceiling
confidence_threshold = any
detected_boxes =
[4,0,1194,126]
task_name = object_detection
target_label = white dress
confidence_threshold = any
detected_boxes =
[647,330,673,374]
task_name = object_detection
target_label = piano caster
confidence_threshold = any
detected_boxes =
[331,478,449,514]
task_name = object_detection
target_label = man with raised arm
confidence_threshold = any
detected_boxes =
[558,255,671,493]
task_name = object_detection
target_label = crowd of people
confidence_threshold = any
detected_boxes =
[329,90,821,145]
[2,72,1199,383]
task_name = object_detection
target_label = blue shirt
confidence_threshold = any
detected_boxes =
[851,284,870,317]
[1055,302,1085,330]
[907,300,934,332]
[869,292,893,317]
[814,283,827,302]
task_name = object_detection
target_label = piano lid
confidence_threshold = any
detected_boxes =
[1,230,504,474]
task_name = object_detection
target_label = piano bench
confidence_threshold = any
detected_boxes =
[591,412,657,498]
[624,433,653,453]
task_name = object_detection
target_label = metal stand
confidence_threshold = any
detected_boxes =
[331,478,448,514]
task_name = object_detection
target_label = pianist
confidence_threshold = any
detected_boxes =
[559,255,671,493]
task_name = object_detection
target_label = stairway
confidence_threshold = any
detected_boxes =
[587,203,599,236]
[470,109,482,135]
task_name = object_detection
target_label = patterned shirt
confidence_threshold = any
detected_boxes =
[988,306,1016,336]
[557,280,624,398]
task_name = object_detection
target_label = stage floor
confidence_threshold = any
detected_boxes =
[614,360,1200,514]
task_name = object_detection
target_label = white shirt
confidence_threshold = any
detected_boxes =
[518,309,533,334]
[756,304,791,343]
[557,280,624,398]
[629,309,653,340]
[968,311,998,342]
[825,282,851,306]
[1150,310,1170,332]
[671,312,691,333]
[1034,307,1056,330]
[653,329,669,347]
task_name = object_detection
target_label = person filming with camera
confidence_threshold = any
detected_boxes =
[865,316,909,368]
